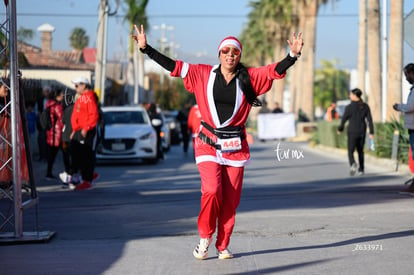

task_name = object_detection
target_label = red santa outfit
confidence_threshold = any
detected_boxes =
[139,35,299,255]
[169,59,286,250]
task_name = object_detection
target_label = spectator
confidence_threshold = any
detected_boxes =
[146,103,164,160]
[70,77,99,190]
[393,63,414,193]
[177,102,191,156]
[59,92,78,189]
[258,100,270,114]
[326,102,339,121]
[272,102,284,113]
[37,86,51,161]
[45,88,64,181]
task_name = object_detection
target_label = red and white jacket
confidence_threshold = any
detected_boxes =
[170,61,286,167]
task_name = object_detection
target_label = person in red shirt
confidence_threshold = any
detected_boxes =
[70,76,99,190]
[326,102,339,121]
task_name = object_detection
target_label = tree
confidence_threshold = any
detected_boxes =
[124,0,148,104]
[241,0,294,106]
[69,27,89,51]
[17,27,34,42]
[386,0,403,121]
[367,0,382,122]
[314,59,350,109]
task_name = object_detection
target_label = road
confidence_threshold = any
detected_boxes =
[1,140,414,275]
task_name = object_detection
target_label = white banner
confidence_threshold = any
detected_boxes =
[257,113,296,140]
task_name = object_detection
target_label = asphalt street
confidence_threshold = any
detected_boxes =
[1,140,413,275]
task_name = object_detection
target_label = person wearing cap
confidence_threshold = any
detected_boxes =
[70,76,99,190]
[133,24,303,260]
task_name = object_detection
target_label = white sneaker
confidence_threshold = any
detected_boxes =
[59,171,71,184]
[350,163,358,176]
[193,237,212,260]
[217,248,233,260]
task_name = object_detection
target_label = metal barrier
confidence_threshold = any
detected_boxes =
[0,0,54,243]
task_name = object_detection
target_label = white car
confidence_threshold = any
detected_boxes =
[96,106,159,164]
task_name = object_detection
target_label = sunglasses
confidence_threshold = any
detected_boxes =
[221,46,241,56]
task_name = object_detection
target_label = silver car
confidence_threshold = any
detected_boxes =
[96,106,159,164]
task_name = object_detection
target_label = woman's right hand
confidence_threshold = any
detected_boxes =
[133,24,147,50]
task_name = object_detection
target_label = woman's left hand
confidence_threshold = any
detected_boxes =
[287,32,303,57]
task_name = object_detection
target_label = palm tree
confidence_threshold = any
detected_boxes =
[241,0,295,112]
[124,0,148,104]
[239,1,269,67]
[295,0,334,121]
[69,27,89,51]
[386,0,403,121]
[242,0,334,120]
[17,27,34,43]
[314,59,350,109]
[367,0,382,122]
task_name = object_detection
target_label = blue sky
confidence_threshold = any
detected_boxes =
[13,0,414,69]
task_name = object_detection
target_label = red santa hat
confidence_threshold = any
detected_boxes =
[217,36,242,55]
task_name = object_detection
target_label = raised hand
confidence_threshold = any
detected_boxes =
[132,24,147,50]
[287,32,303,57]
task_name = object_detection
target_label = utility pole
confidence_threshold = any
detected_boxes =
[94,0,118,105]
[94,0,106,104]
[153,24,174,91]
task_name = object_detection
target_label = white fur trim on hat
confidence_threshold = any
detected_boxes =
[218,38,242,54]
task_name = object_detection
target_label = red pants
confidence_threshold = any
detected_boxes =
[197,161,244,251]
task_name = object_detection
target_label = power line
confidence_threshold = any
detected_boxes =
[4,12,365,19]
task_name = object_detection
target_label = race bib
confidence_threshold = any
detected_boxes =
[217,137,242,152]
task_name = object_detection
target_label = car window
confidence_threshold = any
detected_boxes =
[104,111,148,125]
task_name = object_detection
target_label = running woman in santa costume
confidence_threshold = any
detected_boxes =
[133,24,303,260]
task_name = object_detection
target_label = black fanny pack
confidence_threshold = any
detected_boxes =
[198,121,245,150]
[201,121,244,139]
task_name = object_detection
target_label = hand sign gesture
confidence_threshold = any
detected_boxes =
[287,32,303,57]
[132,24,147,50]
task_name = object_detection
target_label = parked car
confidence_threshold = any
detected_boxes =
[96,106,159,164]
[163,110,182,145]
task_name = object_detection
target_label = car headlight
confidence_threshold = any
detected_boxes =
[169,122,176,129]
[140,132,155,140]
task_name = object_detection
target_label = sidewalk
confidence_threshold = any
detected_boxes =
[312,143,412,178]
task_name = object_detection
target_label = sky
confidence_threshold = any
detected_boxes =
[10,0,414,69]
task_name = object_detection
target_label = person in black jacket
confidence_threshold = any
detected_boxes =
[146,102,164,160]
[337,88,374,176]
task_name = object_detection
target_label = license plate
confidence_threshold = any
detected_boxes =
[112,143,125,151]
